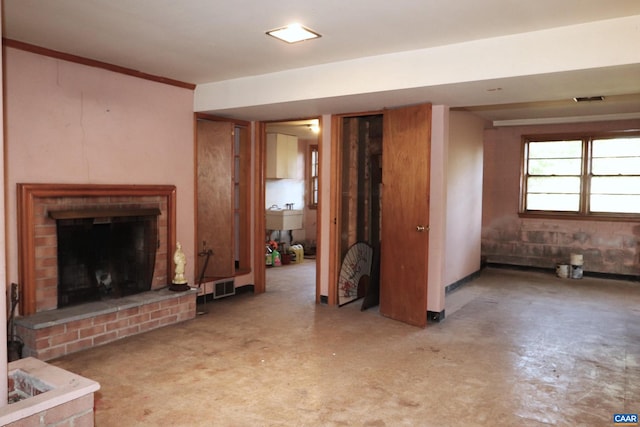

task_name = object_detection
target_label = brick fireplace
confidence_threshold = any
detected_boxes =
[18,183,177,314]
[14,184,197,360]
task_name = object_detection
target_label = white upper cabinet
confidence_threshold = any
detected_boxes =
[266,133,298,179]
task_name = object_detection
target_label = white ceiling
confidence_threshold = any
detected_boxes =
[4,0,640,124]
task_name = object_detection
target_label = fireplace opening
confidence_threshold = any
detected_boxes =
[51,208,160,308]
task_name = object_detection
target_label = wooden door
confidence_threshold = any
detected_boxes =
[380,103,431,327]
[196,120,235,279]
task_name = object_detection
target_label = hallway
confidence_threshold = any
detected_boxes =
[52,265,640,426]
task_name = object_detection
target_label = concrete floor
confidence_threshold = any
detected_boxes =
[52,262,640,426]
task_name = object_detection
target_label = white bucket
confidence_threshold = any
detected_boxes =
[571,265,583,279]
[569,253,584,279]
[556,264,570,278]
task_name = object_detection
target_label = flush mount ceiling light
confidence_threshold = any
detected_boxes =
[266,23,321,43]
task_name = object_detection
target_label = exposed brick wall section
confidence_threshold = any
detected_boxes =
[32,195,168,312]
[5,393,95,427]
[482,217,640,275]
[16,292,196,361]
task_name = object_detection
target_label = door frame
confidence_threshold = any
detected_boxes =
[255,118,323,302]
[329,106,432,323]
[328,111,385,306]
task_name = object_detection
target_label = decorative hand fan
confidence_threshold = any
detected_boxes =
[338,242,373,306]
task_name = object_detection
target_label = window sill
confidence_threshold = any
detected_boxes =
[518,212,640,222]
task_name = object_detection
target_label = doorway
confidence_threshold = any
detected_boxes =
[262,119,321,298]
[335,114,383,307]
[330,104,432,326]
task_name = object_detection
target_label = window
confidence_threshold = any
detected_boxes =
[308,145,319,208]
[521,132,640,218]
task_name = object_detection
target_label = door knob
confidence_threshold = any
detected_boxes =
[416,225,428,232]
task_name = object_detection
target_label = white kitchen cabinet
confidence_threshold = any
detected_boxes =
[266,133,298,179]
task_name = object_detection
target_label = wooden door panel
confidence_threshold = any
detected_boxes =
[380,104,431,327]
[197,120,235,279]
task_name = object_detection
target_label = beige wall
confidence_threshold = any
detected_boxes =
[444,112,485,285]
[4,48,196,285]
[482,119,640,275]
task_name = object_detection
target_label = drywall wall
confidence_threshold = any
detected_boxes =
[4,47,196,286]
[445,111,485,285]
[427,105,448,314]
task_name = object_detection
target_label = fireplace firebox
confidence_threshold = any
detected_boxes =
[50,208,160,308]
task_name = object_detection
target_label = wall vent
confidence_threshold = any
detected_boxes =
[214,279,235,299]
[573,96,605,102]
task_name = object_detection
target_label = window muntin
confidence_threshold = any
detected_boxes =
[521,133,640,217]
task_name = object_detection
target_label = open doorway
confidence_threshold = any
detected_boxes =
[329,105,432,325]
[263,119,320,298]
[335,114,383,307]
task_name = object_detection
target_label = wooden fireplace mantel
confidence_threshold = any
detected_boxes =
[48,207,162,220]
[17,183,177,315]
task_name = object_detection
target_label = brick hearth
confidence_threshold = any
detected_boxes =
[14,183,193,359]
[15,289,197,361]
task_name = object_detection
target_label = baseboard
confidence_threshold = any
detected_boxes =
[581,270,640,282]
[196,283,254,304]
[486,262,640,283]
[235,284,255,294]
[485,262,551,274]
[445,269,482,295]
[427,310,445,323]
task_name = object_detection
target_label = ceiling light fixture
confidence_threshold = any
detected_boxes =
[266,23,321,44]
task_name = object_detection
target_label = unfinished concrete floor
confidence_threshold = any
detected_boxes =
[52,262,640,426]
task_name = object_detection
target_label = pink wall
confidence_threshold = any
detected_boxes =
[427,105,447,313]
[482,119,640,275]
[5,48,196,286]
[444,112,485,285]
[0,9,8,406]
